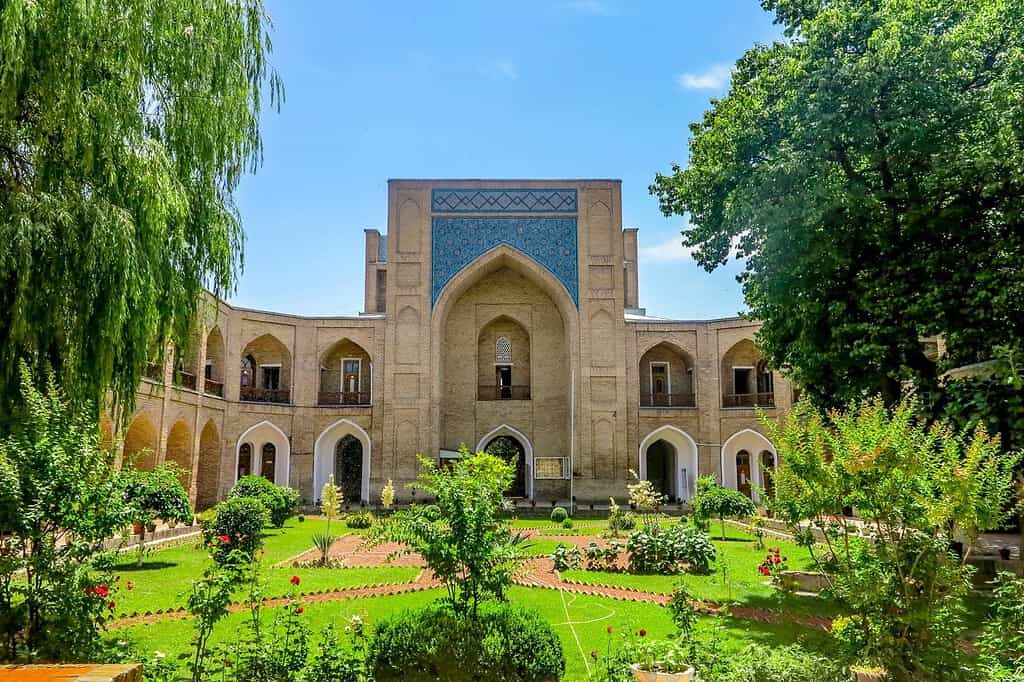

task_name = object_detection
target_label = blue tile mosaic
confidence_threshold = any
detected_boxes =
[432,188,577,213]
[431,217,578,306]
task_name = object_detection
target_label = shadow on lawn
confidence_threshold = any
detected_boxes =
[113,561,179,572]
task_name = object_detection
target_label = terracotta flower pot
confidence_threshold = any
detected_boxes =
[630,664,695,682]
[131,522,143,535]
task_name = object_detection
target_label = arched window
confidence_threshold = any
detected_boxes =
[238,443,253,479]
[760,450,776,499]
[260,443,276,483]
[240,355,255,387]
[495,336,512,364]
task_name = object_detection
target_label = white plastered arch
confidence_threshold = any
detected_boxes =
[234,420,290,487]
[638,425,699,501]
[313,419,372,504]
[475,423,534,499]
[720,428,776,503]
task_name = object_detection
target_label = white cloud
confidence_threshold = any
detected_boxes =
[675,64,732,91]
[481,61,518,80]
[638,236,695,263]
[560,0,615,15]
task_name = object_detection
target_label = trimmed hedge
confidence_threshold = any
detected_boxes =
[201,496,269,562]
[369,602,565,681]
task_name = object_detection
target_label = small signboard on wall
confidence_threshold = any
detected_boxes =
[534,457,570,480]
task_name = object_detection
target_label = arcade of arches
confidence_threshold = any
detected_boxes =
[113,179,794,509]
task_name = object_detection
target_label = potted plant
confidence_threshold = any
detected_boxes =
[630,638,695,681]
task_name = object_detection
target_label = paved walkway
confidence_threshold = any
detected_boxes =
[110,531,831,632]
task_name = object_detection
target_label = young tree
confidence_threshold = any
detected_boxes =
[0,0,283,419]
[765,398,1021,678]
[650,0,1024,423]
[368,447,528,618]
[123,463,193,566]
[314,474,342,565]
[691,476,757,541]
[0,365,131,661]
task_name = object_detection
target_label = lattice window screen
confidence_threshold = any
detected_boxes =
[495,336,512,364]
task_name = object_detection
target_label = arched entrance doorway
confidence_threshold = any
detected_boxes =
[760,450,776,500]
[638,426,699,502]
[334,435,363,505]
[644,439,676,500]
[485,435,527,498]
[721,429,777,503]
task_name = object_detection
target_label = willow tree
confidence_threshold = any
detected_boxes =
[0,0,282,419]
[650,0,1024,423]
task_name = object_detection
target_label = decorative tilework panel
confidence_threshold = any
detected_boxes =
[432,188,577,213]
[431,217,578,306]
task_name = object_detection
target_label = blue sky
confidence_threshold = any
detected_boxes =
[232,1,781,319]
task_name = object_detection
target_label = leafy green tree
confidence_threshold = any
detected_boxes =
[691,475,757,540]
[369,447,528,618]
[230,475,300,527]
[123,463,193,565]
[650,0,1024,423]
[765,398,1021,678]
[0,364,132,661]
[0,0,282,419]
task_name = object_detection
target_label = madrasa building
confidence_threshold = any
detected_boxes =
[113,180,792,510]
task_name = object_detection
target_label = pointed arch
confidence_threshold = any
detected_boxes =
[123,414,159,471]
[475,424,534,499]
[318,338,373,405]
[196,419,221,510]
[638,425,699,501]
[720,428,776,502]
[313,419,372,504]
[165,419,193,486]
[234,420,290,486]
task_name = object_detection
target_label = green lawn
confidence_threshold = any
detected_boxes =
[109,519,416,615]
[560,525,840,618]
[116,585,832,681]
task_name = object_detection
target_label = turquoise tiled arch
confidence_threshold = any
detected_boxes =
[431,216,578,306]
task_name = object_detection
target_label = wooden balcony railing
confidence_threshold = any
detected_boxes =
[722,392,775,408]
[477,385,531,401]
[318,391,372,406]
[640,392,696,408]
[204,379,224,397]
[144,362,164,382]
[173,370,196,391]
[240,387,291,404]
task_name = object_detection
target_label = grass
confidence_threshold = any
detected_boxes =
[559,525,841,618]
[115,585,832,681]
[109,518,417,615]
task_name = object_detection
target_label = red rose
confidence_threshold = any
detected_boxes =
[218,534,231,545]
[125,580,134,591]
[94,585,110,598]
[590,651,597,659]
[295,606,304,614]
[607,626,613,634]
[638,629,647,637]
[107,600,116,610]
[290,575,301,585]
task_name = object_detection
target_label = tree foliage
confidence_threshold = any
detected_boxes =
[368,447,528,619]
[0,0,282,419]
[765,398,1022,678]
[691,475,757,540]
[650,0,1024,426]
[0,364,131,661]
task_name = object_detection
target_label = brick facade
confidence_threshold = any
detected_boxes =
[114,180,792,509]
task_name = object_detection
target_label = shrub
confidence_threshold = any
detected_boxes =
[305,621,369,682]
[550,543,582,572]
[344,510,374,529]
[230,475,300,527]
[203,496,268,563]
[627,524,715,575]
[368,602,565,682]
[978,572,1024,666]
[550,506,568,524]
[584,541,622,571]
[123,463,193,565]
[698,643,848,682]
[561,518,574,530]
